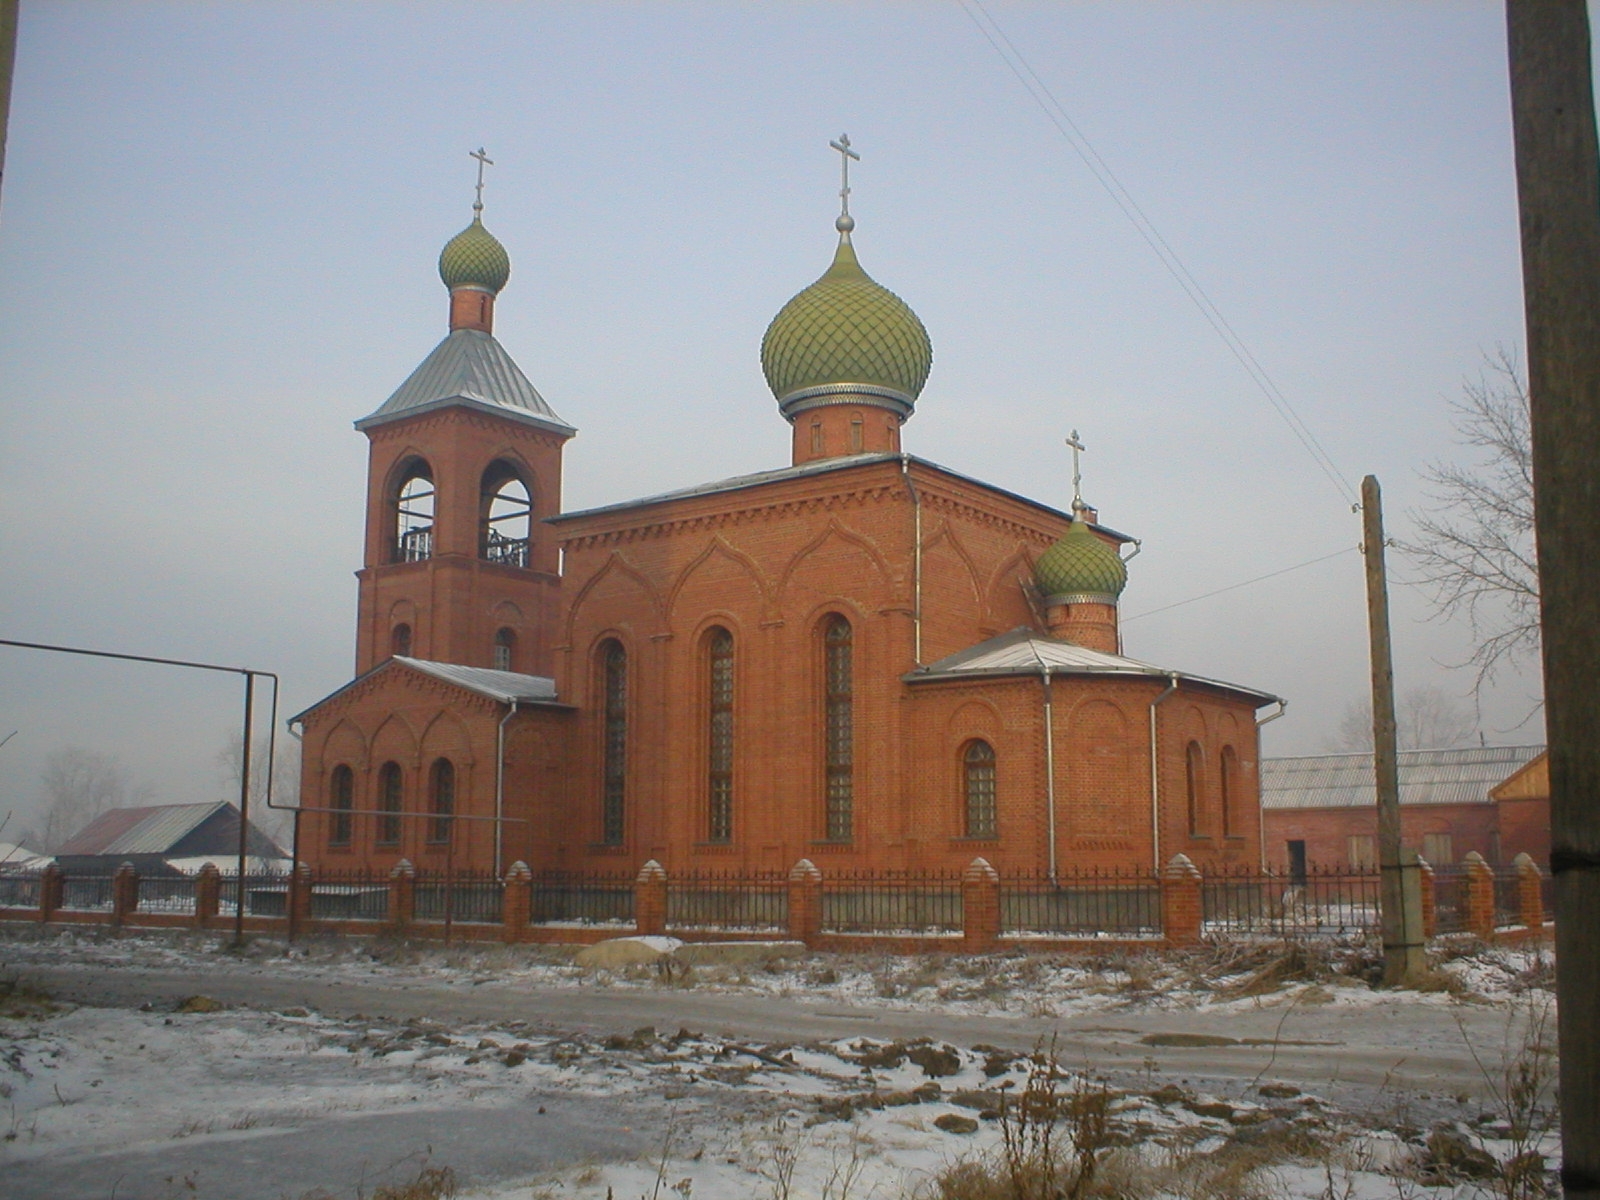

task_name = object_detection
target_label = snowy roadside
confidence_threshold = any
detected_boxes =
[0,927,1560,1200]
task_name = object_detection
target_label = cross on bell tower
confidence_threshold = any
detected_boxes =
[830,134,860,232]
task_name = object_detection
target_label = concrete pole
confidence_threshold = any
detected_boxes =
[1506,4,1600,1194]
[1362,476,1422,987]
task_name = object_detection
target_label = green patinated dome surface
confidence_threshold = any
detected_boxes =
[439,216,511,294]
[1036,520,1128,600]
[761,236,932,403]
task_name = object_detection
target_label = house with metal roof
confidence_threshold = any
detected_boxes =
[1260,745,1545,874]
[54,801,285,877]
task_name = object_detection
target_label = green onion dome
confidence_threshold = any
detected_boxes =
[1036,519,1128,604]
[761,232,932,420]
[439,215,511,294]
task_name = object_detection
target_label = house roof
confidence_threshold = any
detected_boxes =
[904,627,1280,707]
[355,328,574,436]
[1261,745,1547,811]
[57,801,229,856]
[289,656,566,724]
[0,842,51,871]
[547,453,1134,543]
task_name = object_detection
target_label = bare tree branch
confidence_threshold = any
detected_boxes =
[1395,348,1540,694]
[1328,685,1480,752]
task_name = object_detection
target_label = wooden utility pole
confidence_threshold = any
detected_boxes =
[1362,476,1422,986]
[1507,4,1600,1195]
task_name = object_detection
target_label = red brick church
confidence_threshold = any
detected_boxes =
[291,151,1280,880]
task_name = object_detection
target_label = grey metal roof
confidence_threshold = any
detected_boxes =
[1261,745,1546,811]
[397,657,559,704]
[57,802,226,856]
[548,453,1133,542]
[904,627,1281,706]
[356,329,575,436]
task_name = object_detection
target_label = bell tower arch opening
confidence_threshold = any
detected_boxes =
[392,459,436,564]
[481,460,533,568]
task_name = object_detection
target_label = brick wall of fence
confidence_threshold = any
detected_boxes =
[0,851,1550,952]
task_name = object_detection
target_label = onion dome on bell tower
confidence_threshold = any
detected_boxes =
[438,148,511,333]
[761,135,933,465]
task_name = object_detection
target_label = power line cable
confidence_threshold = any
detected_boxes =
[1121,545,1358,624]
[958,0,1358,508]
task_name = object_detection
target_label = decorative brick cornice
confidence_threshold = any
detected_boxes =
[557,484,901,551]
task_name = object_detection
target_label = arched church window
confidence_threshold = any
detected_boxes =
[391,624,412,658]
[493,628,516,672]
[329,765,353,847]
[377,761,403,846]
[707,628,734,843]
[601,640,627,845]
[481,463,532,568]
[1185,741,1204,837]
[1219,746,1239,838]
[823,615,853,841]
[428,758,454,844]
[963,740,997,839]
[394,462,435,563]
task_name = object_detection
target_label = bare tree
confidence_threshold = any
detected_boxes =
[1396,349,1539,691]
[23,748,150,852]
[1329,684,1479,752]
[215,733,298,847]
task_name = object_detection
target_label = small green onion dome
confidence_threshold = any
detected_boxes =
[438,215,511,295]
[1036,519,1128,603]
[761,233,932,417]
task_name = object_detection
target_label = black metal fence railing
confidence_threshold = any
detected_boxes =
[415,872,504,925]
[821,871,962,935]
[667,871,787,932]
[1492,868,1522,929]
[0,871,42,908]
[482,532,529,569]
[221,872,294,918]
[1202,867,1380,937]
[60,875,116,911]
[137,874,198,914]
[1001,870,1161,937]
[1431,869,1469,935]
[308,869,390,921]
[528,872,634,926]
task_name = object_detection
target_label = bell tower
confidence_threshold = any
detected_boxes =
[351,155,576,677]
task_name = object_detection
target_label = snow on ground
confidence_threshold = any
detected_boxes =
[0,927,1560,1199]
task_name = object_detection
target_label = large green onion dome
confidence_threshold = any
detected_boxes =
[439,215,511,294]
[1036,519,1128,604]
[760,230,932,420]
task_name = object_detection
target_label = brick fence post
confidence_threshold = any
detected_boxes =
[389,859,415,931]
[635,860,668,937]
[1462,851,1496,939]
[1161,854,1203,947]
[787,858,822,947]
[39,864,63,923]
[112,862,140,928]
[1417,856,1437,939]
[194,863,221,928]
[1513,851,1544,930]
[961,857,1002,952]
[288,863,313,935]
[502,861,532,941]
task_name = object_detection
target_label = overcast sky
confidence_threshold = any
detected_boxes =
[0,2,1560,834]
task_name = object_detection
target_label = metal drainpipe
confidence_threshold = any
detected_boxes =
[900,454,922,665]
[495,701,518,877]
[1042,666,1058,881]
[1254,699,1288,869]
[1148,673,1180,872]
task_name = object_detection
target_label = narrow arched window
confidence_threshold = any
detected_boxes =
[1185,741,1204,837]
[493,628,516,672]
[391,624,412,658]
[1220,746,1239,838]
[481,463,532,568]
[329,765,353,847]
[707,628,734,843]
[964,740,997,839]
[824,616,853,841]
[601,640,627,844]
[394,462,435,563]
[377,762,403,846]
[428,758,454,844]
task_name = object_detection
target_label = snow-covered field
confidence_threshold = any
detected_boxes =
[0,927,1560,1200]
